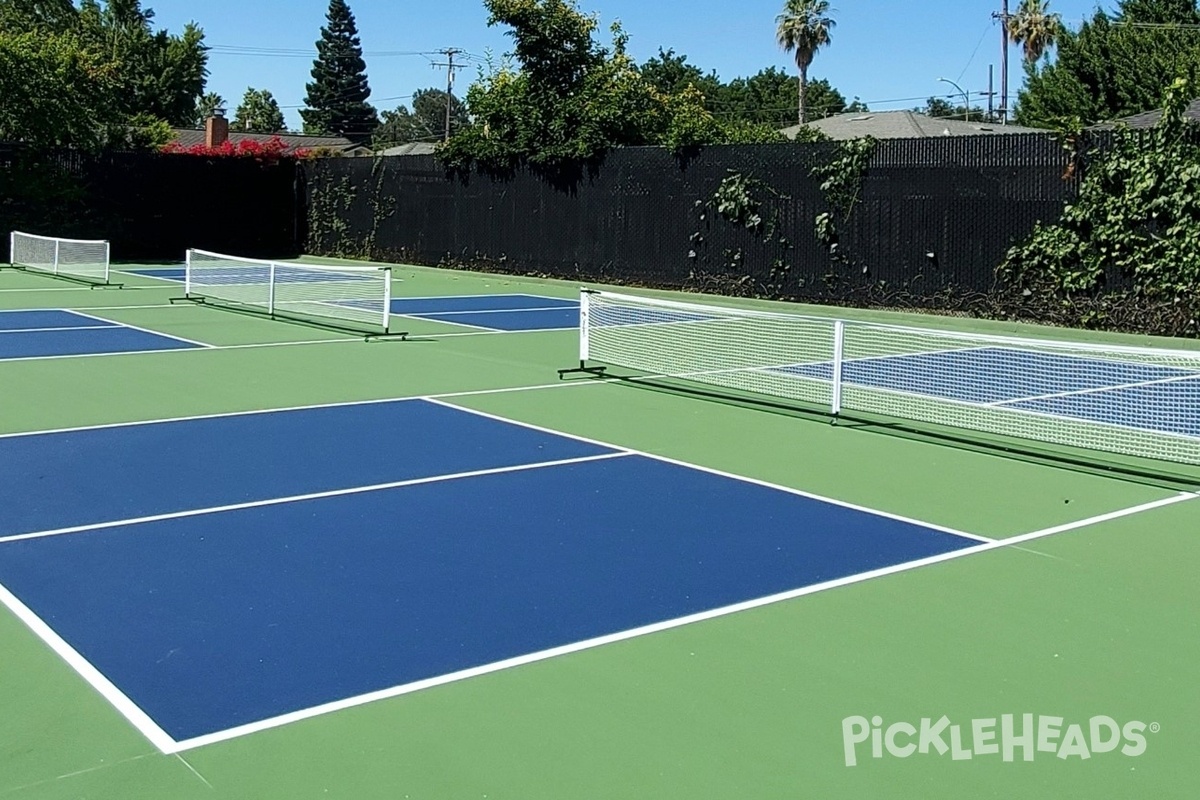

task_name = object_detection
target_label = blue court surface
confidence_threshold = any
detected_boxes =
[126,266,186,281]
[390,294,580,332]
[0,399,976,744]
[0,309,201,360]
[782,346,1200,438]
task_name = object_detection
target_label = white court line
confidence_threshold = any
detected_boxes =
[0,286,111,294]
[66,309,215,349]
[409,305,577,317]
[0,382,603,440]
[166,489,1199,754]
[988,372,1200,408]
[0,303,183,312]
[0,451,632,545]
[421,397,989,542]
[113,269,183,282]
[388,311,494,331]
[0,580,177,753]
[0,333,365,365]
[0,307,571,363]
[389,292,573,302]
[0,324,119,335]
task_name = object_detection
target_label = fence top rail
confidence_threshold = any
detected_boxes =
[589,289,1200,362]
[12,230,108,246]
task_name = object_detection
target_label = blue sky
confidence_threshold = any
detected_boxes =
[147,0,1110,131]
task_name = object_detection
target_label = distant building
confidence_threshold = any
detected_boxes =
[168,114,372,156]
[377,142,440,156]
[781,111,1045,141]
[1089,99,1200,130]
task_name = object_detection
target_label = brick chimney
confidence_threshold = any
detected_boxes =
[204,108,229,148]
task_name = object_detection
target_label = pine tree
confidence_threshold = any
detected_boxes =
[301,0,377,142]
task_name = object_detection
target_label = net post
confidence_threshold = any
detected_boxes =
[53,239,60,276]
[102,240,111,285]
[8,231,13,267]
[831,319,846,417]
[268,261,277,317]
[578,288,591,363]
[184,250,192,296]
[382,267,392,334]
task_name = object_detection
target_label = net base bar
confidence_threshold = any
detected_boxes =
[169,294,409,342]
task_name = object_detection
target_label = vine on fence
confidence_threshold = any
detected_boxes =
[685,170,794,298]
[999,76,1200,336]
[810,136,876,250]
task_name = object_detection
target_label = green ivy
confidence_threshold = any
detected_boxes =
[810,135,876,248]
[1000,77,1200,301]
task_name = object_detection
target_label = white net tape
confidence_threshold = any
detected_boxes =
[185,249,391,333]
[582,290,1200,466]
[10,231,110,284]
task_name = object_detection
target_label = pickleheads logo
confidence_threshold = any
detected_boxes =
[841,715,1158,767]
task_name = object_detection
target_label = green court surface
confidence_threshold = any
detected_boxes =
[0,261,1197,799]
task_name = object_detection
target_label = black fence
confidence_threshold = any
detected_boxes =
[0,136,1093,306]
[303,133,1083,304]
[0,145,300,263]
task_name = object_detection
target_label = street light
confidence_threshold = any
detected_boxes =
[937,77,970,121]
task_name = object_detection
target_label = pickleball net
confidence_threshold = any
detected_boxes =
[183,249,393,335]
[9,231,112,285]
[568,289,1200,466]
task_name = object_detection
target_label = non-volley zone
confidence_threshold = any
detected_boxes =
[0,309,204,360]
[0,398,979,750]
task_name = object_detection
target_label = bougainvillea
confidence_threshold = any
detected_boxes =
[160,136,311,160]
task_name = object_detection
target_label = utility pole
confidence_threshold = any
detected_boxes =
[992,1,1010,124]
[431,48,465,142]
[984,64,996,122]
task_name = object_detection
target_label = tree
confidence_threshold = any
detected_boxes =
[74,0,208,126]
[1006,0,1063,64]
[775,0,835,124]
[233,88,285,133]
[642,53,854,129]
[0,0,78,31]
[640,48,722,98]
[722,70,848,127]
[193,91,224,126]
[919,97,987,122]
[301,0,377,142]
[374,88,469,147]
[1017,0,1200,127]
[0,29,119,149]
[442,0,783,170]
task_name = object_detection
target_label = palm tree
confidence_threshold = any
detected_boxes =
[776,0,836,125]
[1006,0,1063,64]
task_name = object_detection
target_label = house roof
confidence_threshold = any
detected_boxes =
[378,142,439,156]
[1089,98,1200,130]
[781,111,1044,140]
[168,129,358,152]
